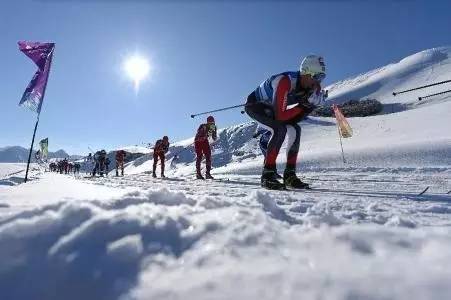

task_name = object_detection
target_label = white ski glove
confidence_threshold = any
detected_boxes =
[307,89,328,106]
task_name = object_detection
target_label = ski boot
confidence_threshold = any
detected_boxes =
[152,172,157,178]
[205,173,214,179]
[283,168,310,189]
[261,167,285,190]
[161,173,166,178]
[196,172,205,180]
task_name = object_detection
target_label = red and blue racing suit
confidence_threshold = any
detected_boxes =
[245,71,320,171]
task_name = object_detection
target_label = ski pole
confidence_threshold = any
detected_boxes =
[190,103,248,118]
[393,79,451,96]
[418,89,451,101]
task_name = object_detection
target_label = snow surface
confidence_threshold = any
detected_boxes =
[1,47,451,300]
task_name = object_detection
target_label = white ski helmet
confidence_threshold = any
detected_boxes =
[300,55,326,81]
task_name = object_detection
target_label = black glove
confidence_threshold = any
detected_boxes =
[298,100,316,115]
[287,92,301,106]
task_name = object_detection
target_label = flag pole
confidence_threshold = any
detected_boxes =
[24,115,40,182]
[337,124,346,164]
[23,46,54,183]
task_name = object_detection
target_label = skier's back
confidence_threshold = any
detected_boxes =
[153,136,170,178]
[115,150,126,176]
[194,116,217,179]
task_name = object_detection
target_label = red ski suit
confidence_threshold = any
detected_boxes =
[194,123,217,176]
[115,150,126,176]
[153,139,169,176]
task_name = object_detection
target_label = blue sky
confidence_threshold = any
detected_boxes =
[1,0,450,155]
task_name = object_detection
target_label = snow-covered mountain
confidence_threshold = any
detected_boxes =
[326,46,451,108]
[0,146,75,163]
[1,47,451,300]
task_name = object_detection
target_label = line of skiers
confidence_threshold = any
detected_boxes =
[61,54,327,190]
[153,54,327,190]
[49,159,81,175]
[173,54,326,190]
[84,149,127,177]
[150,115,217,180]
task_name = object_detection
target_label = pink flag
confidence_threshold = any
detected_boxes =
[333,104,353,138]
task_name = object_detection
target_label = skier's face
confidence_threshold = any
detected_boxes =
[299,74,321,92]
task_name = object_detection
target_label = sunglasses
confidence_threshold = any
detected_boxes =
[312,72,326,83]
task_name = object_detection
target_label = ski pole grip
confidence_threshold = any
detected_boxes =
[190,114,195,118]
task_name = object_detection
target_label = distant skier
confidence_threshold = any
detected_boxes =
[73,163,81,175]
[86,153,94,175]
[245,55,328,189]
[93,150,107,176]
[63,158,69,174]
[195,115,217,179]
[153,136,170,178]
[35,150,41,162]
[115,149,126,176]
[105,157,111,176]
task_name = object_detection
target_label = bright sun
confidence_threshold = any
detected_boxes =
[123,55,150,92]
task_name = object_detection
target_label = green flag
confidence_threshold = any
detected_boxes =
[39,138,48,159]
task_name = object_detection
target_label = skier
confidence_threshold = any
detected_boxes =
[35,150,41,162]
[92,151,100,176]
[93,150,107,176]
[245,55,328,189]
[99,150,107,176]
[86,153,95,175]
[152,136,170,178]
[194,115,217,179]
[115,149,126,176]
[72,162,79,175]
[105,157,111,176]
[63,158,69,174]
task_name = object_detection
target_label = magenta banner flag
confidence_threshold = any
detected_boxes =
[18,41,55,114]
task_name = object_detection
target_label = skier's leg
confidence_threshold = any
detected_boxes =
[259,135,268,157]
[116,160,119,176]
[283,124,308,188]
[152,154,158,177]
[285,124,301,169]
[195,142,204,179]
[205,143,213,179]
[245,97,286,189]
[99,160,104,176]
[160,153,165,177]
[245,101,286,169]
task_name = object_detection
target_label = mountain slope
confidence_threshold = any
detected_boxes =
[326,46,451,108]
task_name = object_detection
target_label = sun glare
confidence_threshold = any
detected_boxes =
[123,55,150,93]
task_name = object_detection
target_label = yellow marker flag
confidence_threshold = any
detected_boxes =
[333,104,353,138]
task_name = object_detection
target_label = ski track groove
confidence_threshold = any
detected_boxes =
[78,168,451,227]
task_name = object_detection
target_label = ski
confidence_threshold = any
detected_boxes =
[418,186,430,196]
